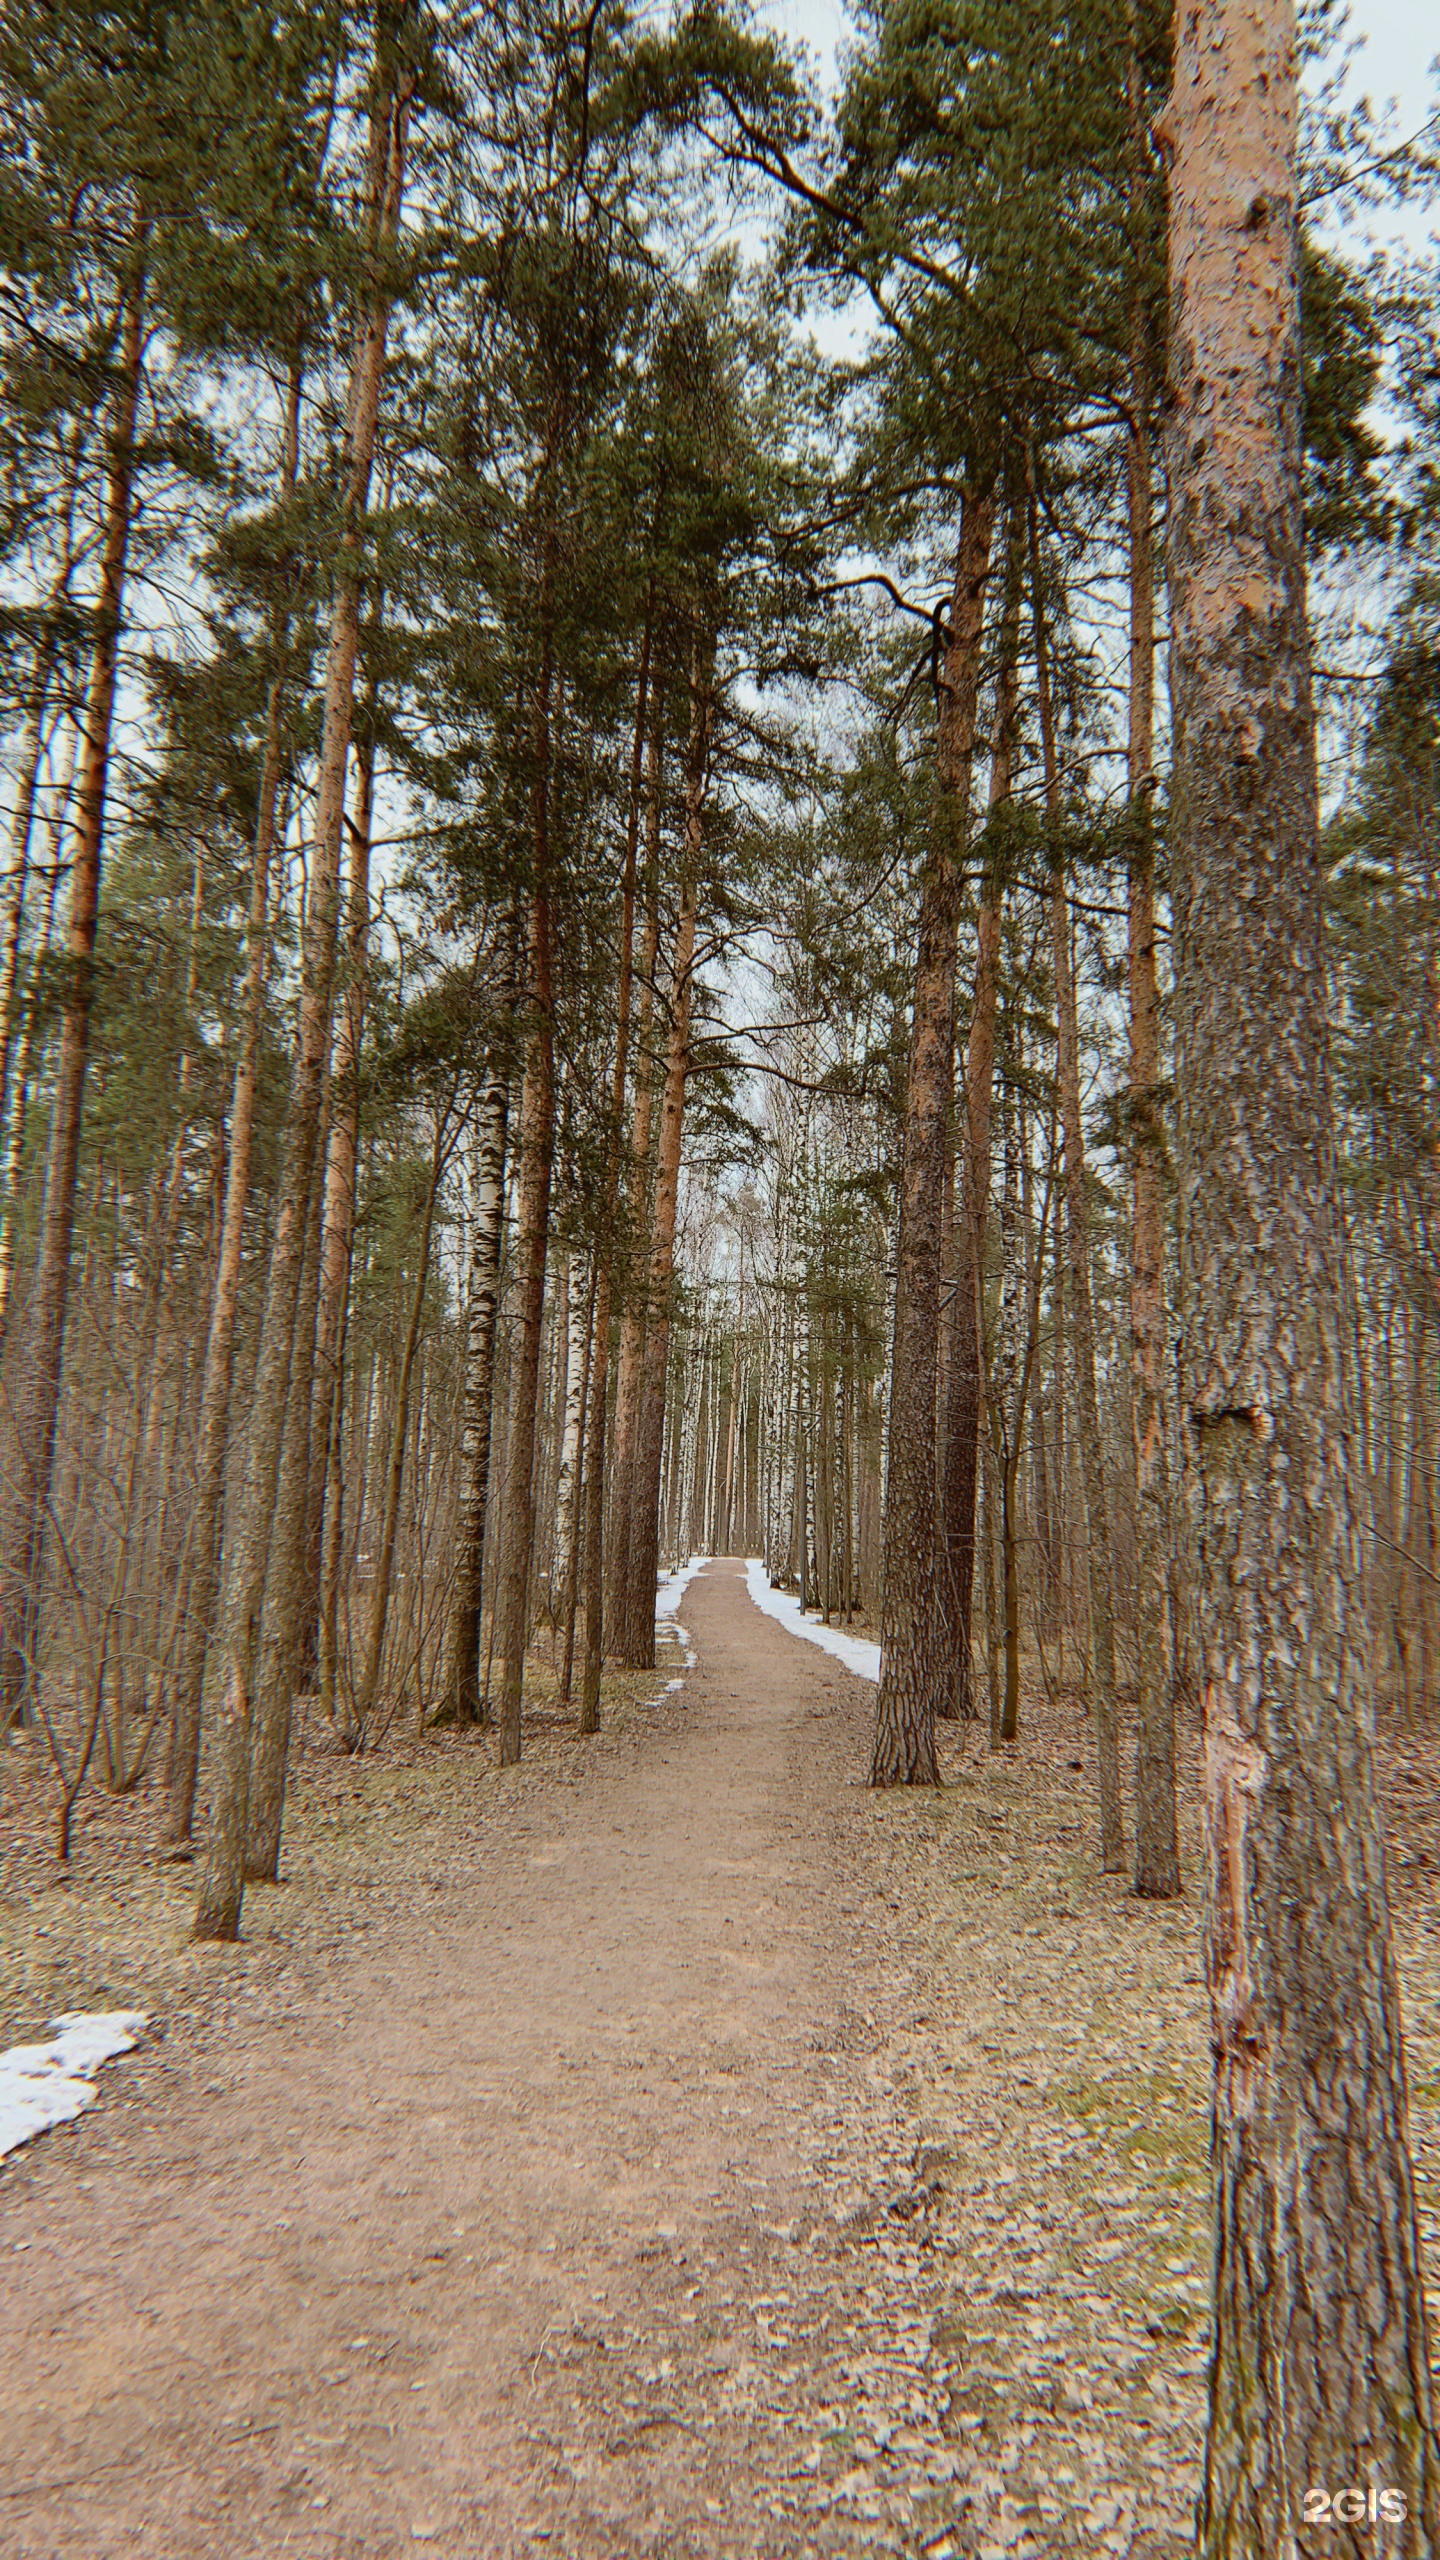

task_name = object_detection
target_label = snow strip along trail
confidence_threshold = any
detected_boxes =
[744,1555,881,1683]
[654,1555,702,1689]
[0,2013,147,2162]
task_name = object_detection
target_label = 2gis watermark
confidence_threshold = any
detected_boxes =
[1301,2485,1408,2529]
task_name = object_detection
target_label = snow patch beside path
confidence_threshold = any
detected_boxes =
[744,1558,882,1684]
[656,1556,703,1623]
[656,1556,704,1667]
[0,2012,147,2162]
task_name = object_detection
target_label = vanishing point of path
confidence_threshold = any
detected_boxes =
[0,1560,948,2560]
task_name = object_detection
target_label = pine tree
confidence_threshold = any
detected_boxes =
[195,0,421,1938]
[1165,0,1438,2538]
[0,0,331,1731]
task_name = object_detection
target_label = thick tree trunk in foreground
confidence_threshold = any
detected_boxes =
[1165,3,1438,2545]
[626,643,714,1674]
[1127,367,1179,1899]
[872,485,994,1786]
[195,59,411,1939]
[0,243,146,1731]
[1029,485,1126,1872]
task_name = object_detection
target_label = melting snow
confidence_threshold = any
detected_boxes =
[744,1558,882,1684]
[656,1558,703,1667]
[655,1557,704,1624]
[0,2011,147,2162]
[645,1556,706,1704]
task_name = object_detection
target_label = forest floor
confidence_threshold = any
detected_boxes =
[2,1557,1440,2560]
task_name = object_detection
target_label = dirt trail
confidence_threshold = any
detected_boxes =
[8,1563,1439,2560]
[0,1559,920,2560]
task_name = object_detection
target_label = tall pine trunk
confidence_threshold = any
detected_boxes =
[493,523,560,1766]
[579,616,651,1731]
[991,1076,1024,1739]
[556,1259,593,1705]
[625,641,714,1672]
[1028,476,1125,1872]
[0,235,146,1730]
[164,352,304,1852]
[610,696,666,1665]
[244,1129,326,1877]
[872,485,993,1786]
[299,693,377,1691]
[939,509,1020,1722]
[0,444,83,1154]
[0,720,78,1360]
[1127,313,1178,1897]
[1165,3,1438,2543]
[194,46,411,1938]
[441,1045,509,1726]
[350,1099,452,1737]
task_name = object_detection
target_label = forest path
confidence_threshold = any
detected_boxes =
[0,1558,938,2560]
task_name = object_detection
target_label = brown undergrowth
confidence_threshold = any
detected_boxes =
[0,1646,681,2046]
[772,1694,1440,2559]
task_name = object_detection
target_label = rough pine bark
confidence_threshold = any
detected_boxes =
[194,53,411,1939]
[1164,2,1439,2544]
[872,486,993,1786]
[1028,481,1126,1872]
[0,238,146,1730]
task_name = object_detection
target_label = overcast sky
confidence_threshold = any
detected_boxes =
[762,0,1438,119]
[760,0,1440,233]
